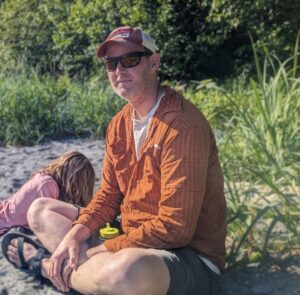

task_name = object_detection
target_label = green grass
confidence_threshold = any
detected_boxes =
[230,48,299,266]
[0,41,299,268]
[0,71,124,146]
[216,42,299,267]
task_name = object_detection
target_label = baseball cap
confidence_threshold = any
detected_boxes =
[96,26,157,58]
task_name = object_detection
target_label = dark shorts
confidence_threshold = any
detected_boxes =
[153,247,223,295]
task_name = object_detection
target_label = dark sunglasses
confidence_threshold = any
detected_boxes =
[103,51,153,72]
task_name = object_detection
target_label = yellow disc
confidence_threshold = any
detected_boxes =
[99,223,119,239]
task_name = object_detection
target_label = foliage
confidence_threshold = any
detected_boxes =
[51,0,122,77]
[0,0,299,81]
[0,71,124,146]
[217,42,300,267]
[203,0,300,74]
[0,0,69,74]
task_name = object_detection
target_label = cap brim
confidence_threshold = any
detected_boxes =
[96,40,112,58]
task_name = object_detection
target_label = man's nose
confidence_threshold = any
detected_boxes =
[115,61,126,73]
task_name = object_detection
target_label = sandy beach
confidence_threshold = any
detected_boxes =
[0,137,299,294]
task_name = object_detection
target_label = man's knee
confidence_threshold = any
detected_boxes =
[107,248,170,295]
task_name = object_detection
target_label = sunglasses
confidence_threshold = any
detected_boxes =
[103,51,152,72]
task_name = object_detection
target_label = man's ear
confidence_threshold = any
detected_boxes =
[149,53,160,73]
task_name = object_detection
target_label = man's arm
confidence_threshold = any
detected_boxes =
[74,121,124,234]
[48,223,111,292]
[47,223,90,290]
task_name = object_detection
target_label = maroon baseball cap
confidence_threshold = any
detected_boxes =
[96,26,157,58]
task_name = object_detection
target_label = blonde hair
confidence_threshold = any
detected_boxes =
[34,151,95,207]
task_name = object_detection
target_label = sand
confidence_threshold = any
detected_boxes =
[0,137,299,294]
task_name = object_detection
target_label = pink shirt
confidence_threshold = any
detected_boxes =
[0,173,59,235]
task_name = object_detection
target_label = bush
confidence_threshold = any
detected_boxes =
[1,0,298,81]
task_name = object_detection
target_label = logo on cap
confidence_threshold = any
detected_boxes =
[111,32,130,39]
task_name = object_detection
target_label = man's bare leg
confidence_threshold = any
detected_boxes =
[9,198,170,295]
[67,247,170,295]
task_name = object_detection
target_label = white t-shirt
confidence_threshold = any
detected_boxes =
[132,92,164,159]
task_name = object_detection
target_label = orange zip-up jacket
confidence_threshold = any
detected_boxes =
[75,86,227,271]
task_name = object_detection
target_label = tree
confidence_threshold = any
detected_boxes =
[0,0,298,81]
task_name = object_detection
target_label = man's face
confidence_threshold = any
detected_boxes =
[104,42,154,103]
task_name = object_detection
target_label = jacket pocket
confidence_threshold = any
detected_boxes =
[108,137,129,194]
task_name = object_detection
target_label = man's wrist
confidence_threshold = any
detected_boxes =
[65,223,91,243]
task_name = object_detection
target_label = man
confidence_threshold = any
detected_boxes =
[3,26,227,295]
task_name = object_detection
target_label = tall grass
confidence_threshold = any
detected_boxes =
[0,71,124,146]
[219,43,299,267]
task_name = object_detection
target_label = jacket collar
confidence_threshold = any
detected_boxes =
[120,85,183,159]
[122,85,183,119]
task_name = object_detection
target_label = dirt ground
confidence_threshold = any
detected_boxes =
[0,138,299,294]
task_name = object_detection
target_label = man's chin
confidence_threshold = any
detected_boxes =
[116,88,132,100]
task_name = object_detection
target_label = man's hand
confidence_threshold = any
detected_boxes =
[48,238,80,292]
[47,224,90,292]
